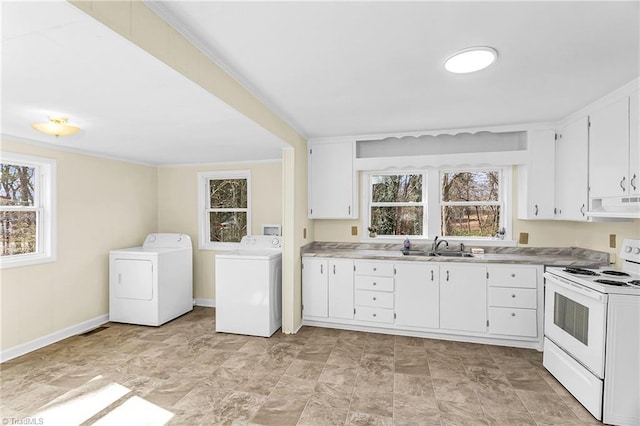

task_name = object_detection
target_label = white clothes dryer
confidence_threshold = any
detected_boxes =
[215,235,282,337]
[109,233,193,326]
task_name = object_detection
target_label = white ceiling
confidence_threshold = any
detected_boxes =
[2,2,639,166]
[1,1,287,165]
[151,1,640,138]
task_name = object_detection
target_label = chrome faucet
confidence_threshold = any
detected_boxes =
[431,236,449,252]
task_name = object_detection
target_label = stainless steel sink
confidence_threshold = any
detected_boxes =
[401,250,474,258]
[430,251,474,258]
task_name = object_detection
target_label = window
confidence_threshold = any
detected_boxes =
[0,153,56,268]
[364,167,510,240]
[368,173,426,236]
[441,169,502,238]
[197,170,251,249]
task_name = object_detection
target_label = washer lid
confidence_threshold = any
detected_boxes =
[216,249,282,260]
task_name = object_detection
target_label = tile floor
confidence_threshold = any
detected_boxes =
[0,307,602,425]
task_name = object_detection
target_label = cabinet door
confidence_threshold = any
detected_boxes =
[328,259,354,319]
[440,265,487,333]
[308,141,356,219]
[517,129,556,219]
[589,97,630,197]
[302,258,328,318]
[395,263,439,329]
[556,116,589,221]
[630,90,639,195]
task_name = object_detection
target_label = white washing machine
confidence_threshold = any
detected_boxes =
[215,235,282,337]
[109,233,193,326]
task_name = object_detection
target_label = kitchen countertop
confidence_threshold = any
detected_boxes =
[301,242,609,267]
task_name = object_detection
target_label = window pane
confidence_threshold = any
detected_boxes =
[0,163,36,207]
[371,206,423,236]
[209,212,247,243]
[209,179,247,209]
[441,205,500,237]
[371,174,422,203]
[442,171,499,202]
[1,211,37,256]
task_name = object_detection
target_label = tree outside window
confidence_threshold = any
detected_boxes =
[441,170,501,237]
[369,174,424,236]
[1,162,38,256]
[207,178,248,243]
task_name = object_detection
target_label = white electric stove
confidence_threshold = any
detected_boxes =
[543,239,640,425]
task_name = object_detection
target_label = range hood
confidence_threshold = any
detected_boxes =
[587,196,640,219]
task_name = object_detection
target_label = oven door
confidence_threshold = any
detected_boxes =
[544,272,608,378]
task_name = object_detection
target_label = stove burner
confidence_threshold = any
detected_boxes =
[601,270,631,277]
[629,280,640,287]
[594,279,629,286]
[564,267,599,276]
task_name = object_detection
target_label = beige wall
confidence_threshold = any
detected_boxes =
[313,169,640,265]
[0,139,158,351]
[157,160,283,301]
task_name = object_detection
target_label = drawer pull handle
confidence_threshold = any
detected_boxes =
[373,313,377,317]
[511,313,516,317]
[373,282,377,286]
[511,273,516,277]
[511,294,516,298]
[430,270,434,281]
[446,271,449,281]
[373,297,377,301]
[373,268,377,271]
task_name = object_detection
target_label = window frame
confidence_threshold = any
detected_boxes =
[197,170,251,250]
[363,166,512,242]
[364,171,428,238]
[0,152,57,269]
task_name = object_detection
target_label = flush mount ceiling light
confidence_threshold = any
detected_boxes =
[32,116,80,137]
[444,46,498,74]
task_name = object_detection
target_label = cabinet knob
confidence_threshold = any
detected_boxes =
[373,297,377,301]
[511,294,516,298]
[373,282,377,286]
[373,268,377,271]
[511,273,516,277]
[373,313,377,317]
[511,313,516,317]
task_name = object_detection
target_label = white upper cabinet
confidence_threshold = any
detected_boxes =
[308,140,358,219]
[555,116,589,221]
[517,129,556,220]
[589,96,630,198]
[629,90,639,196]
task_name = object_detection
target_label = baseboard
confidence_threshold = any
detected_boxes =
[194,298,215,307]
[0,314,109,363]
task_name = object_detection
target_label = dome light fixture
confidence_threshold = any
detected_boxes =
[32,116,80,137]
[444,46,498,74]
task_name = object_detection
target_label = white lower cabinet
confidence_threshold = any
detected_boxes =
[302,257,543,349]
[302,258,354,320]
[439,264,487,333]
[487,265,539,338]
[395,262,439,329]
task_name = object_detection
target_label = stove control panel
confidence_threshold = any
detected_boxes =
[621,239,640,263]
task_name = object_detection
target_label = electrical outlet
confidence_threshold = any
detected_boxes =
[351,226,358,236]
[303,228,307,239]
[609,234,616,248]
[519,232,529,244]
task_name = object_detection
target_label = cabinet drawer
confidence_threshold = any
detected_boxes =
[488,287,537,309]
[354,261,394,277]
[355,290,394,309]
[487,267,537,288]
[489,307,537,337]
[355,306,394,323]
[355,276,394,292]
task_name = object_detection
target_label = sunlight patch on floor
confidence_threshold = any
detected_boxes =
[93,395,174,425]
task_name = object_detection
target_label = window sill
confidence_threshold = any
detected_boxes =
[0,253,56,269]
[359,236,517,247]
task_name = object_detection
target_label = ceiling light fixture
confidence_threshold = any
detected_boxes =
[444,46,498,74]
[32,116,80,137]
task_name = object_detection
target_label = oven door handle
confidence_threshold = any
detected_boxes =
[544,272,608,303]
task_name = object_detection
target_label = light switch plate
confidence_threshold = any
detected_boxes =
[351,226,358,236]
[519,232,529,244]
[609,234,616,248]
